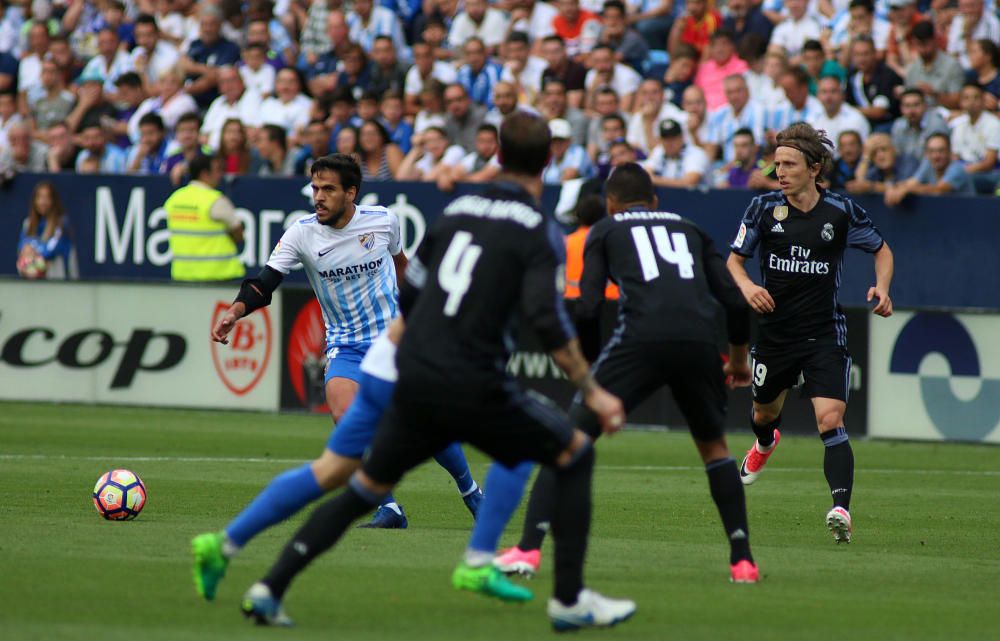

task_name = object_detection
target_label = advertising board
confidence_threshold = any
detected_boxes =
[869,311,1000,443]
[0,281,281,410]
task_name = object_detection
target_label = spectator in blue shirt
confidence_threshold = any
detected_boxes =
[884,133,976,205]
[379,91,413,153]
[75,124,128,173]
[126,112,170,175]
[181,6,242,109]
[18,181,78,280]
[456,37,503,109]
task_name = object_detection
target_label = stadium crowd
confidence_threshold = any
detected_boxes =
[1,0,999,202]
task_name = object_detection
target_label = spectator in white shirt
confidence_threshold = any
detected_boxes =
[132,67,199,134]
[202,66,263,150]
[82,28,132,98]
[347,0,410,64]
[240,43,277,97]
[17,22,49,109]
[130,14,180,88]
[449,0,510,53]
[584,44,641,112]
[807,75,871,147]
[259,68,312,147]
[950,83,1000,192]
[500,31,547,105]
[627,78,688,154]
[484,80,539,128]
[396,125,466,180]
[705,74,768,163]
[948,0,1000,69]
[768,0,823,62]
[643,118,710,187]
[405,41,458,116]
[443,123,502,189]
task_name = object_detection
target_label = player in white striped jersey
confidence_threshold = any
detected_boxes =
[192,155,483,602]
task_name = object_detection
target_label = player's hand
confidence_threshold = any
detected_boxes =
[211,303,245,344]
[724,360,752,388]
[584,386,626,435]
[741,283,775,313]
[868,286,892,317]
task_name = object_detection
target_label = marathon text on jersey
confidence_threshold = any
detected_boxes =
[318,257,385,280]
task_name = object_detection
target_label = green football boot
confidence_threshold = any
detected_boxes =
[452,562,534,602]
[191,531,229,601]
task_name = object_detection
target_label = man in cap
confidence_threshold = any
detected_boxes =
[642,118,710,187]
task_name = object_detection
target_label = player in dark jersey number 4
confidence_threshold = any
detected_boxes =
[237,113,637,633]
[727,123,895,544]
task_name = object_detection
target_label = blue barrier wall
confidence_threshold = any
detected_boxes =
[2,173,998,309]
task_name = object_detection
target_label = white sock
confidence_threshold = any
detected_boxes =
[464,548,494,568]
[221,535,241,559]
[460,480,479,497]
[382,502,403,515]
[755,440,775,454]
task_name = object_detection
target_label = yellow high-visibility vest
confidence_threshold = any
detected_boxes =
[164,183,245,282]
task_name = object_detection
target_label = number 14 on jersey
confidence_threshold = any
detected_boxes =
[631,226,694,281]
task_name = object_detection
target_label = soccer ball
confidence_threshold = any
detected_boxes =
[92,470,147,520]
[16,245,47,280]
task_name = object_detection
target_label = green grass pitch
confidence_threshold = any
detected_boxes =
[1,401,998,641]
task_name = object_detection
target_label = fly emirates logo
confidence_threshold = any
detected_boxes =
[768,245,830,275]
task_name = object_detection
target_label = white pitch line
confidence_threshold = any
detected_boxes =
[0,453,997,477]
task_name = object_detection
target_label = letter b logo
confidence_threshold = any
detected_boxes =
[231,322,256,352]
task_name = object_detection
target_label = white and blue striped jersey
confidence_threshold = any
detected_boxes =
[707,101,768,163]
[267,205,402,353]
[767,95,825,133]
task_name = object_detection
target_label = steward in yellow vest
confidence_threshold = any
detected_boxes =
[164,153,245,281]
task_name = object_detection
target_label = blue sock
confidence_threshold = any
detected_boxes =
[225,463,324,548]
[468,461,534,553]
[433,442,476,495]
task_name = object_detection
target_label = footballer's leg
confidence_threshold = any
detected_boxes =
[803,347,854,543]
[740,346,800,485]
[243,401,450,625]
[464,393,634,629]
[669,342,757,583]
[452,460,535,601]
[814,397,853,543]
[327,350,410,528]
[499,343,659,575]
[190,371,386,601]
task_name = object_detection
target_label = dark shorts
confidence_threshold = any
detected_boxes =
[750,343,852,405]
[571,339,728,443]
[361,386,575,486]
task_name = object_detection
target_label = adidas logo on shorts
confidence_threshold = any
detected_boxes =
[771,222,785,233]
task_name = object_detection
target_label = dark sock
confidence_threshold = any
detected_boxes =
[751,411,781,448]
[706,458,753,565]
[517,465,557,552]
[822,428,853,510]
[550,445,594,606]
[261,479,381,599]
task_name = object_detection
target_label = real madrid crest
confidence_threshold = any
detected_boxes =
[821,222,835,242]
[773,206,788,221]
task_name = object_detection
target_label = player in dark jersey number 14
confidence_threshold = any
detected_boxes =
[496,163,761,584]
[726,123,895,544]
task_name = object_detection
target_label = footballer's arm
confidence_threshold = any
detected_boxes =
[211,266,284,344]
[727,252,775,314]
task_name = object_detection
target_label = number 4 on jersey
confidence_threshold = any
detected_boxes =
[439,231,483,316]
[630,226,694,281]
